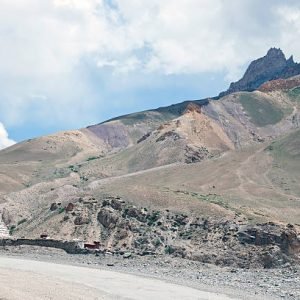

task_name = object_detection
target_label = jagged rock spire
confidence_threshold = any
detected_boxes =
[219,48,300,97]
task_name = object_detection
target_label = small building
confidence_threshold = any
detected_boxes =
[84,241,101,250]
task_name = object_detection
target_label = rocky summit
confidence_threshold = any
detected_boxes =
[219,48,300,97]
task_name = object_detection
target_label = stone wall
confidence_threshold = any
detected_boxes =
[0,238,84,254]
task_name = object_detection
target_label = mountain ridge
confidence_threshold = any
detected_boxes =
[219,47,300,97]
[0,48,300,268]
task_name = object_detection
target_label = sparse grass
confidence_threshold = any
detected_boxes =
[174,189,230,209]
[164,245,176,255]
[68,165,79,172]
[86,156,101,162]
[153,238,162,247]
[239,93,284,127]
[120,113,149,125]
[9,225,16,235]
[267,130,300,160]
[17,218,27,226]
[147,211,160,226]
[287,86,300,102]
[58,207,65,214]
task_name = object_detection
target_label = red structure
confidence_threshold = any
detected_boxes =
[84,241,101,250]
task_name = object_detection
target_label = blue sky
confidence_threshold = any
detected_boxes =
[1,0,300,147]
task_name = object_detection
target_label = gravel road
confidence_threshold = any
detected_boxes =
[0,256,237,300]
[0,246,299,300]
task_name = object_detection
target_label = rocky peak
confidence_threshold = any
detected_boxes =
[219,48,300,97]
[266,47,285,59]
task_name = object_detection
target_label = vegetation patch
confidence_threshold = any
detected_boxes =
[9,225,16,235]
[239,93,284,127]
[86,156,102,162]
[164,245,176,255]
[266,130,300,160]
[68,165,79,172]
[17,218,27,226]
[58,207,65,214]
[147,211,161,226]
[120,113,149,125]
[286,86,300,102]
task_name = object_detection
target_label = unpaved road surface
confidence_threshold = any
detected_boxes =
[0,256,237,300]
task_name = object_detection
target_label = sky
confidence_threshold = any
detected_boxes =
[1,0,300,148]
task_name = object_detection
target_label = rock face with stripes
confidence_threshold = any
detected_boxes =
[0,217,10,238]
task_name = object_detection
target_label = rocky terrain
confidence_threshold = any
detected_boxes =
[0,48,300,271]
[220,48,300,96]
[0,248,299,300]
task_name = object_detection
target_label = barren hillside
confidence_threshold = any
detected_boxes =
[1,50,300,268]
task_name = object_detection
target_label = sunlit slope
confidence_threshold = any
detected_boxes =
[94,132,300,226]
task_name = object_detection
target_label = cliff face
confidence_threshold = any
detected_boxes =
[220,48,300,97]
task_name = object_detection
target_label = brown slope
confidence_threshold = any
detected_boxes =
[0,130,108,195]
[258,75,300,92]
[80,103,234,175]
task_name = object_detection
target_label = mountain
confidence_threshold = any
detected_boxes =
[0,49,300,268]
[219,48,300,97]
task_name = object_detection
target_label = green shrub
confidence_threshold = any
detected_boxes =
[58,207,65,214]
[287,87,300,102]
[165,245,175,255]
[17,218,27,226]
[153,239,162,247]
[9,225,16,235]
[86,156,100,161]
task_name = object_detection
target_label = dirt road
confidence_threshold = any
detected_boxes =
[0,256,238,300]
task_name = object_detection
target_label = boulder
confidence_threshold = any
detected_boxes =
[123,252,132,259]
[110,199,123,211]
[50,203,58,211]
[74,216,90,225]
[98,208,119,229]
[125,207,146,222]
[65,203,75,212]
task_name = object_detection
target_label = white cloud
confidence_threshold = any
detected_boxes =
[0,123,15,150]
[1,0,299,78]
[0,0,300,134]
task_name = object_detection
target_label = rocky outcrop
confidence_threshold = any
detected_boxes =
[220,48,300,97]
[258,76,300,92]
[74,215,90,225]
[97,208,119,229]
[237,223,300,267]
[91,197,300,268]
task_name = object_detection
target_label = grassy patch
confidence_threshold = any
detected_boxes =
[58,207,65,214]
[174,189,230,209]
[68,165,79,172]
[120,113,149,125]
[9,225,16,235]
[17,218,27,226]
[267,130,300,160]
[164,245,176,255]
[239,93,284,127]
[86,156,102,162]
[286,86,300,102]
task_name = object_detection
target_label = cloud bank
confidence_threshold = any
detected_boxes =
[1,0,300,140]
[0,123,15,150]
